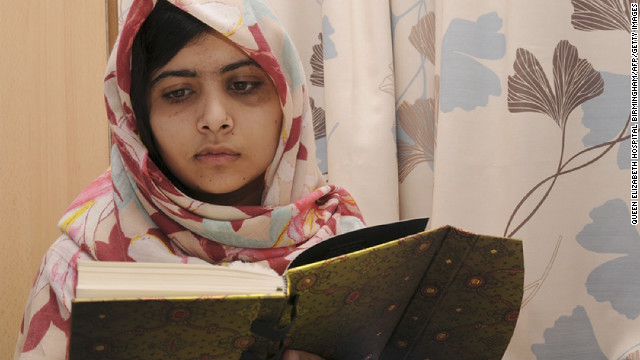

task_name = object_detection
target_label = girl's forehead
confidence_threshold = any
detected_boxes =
[151,32,259,77]
[176,32,248,62]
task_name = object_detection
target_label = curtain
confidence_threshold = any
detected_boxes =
[118,0,638,358]
[271,0,638,358]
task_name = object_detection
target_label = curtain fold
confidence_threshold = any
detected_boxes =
[321,0,400,226]
[392,0,438,221]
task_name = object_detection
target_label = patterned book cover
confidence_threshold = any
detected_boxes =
[69,222,524,360]
[70,294,287,360]
[381,228,524,359]
[282,226,524,360]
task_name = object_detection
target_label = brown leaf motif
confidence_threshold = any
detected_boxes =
[507,40,604,128]
[397,77,439,183]
[310,97,326,140]
[310,33,324,87]
[379,63,395,96]
[409,12,436,65]
[571,0,631,32]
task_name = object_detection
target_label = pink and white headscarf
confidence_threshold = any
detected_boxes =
[15,1,363,358]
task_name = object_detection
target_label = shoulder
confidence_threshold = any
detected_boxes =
[15,235,90,360]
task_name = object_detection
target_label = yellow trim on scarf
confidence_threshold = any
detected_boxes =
[304,209,316,232]
[132,233,173,253]
[272,220,291,248]
[61,201,94,233]
[272,211,317,248]
[223,16,242,37]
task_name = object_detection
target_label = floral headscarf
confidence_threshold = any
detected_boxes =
[15,1,363,358]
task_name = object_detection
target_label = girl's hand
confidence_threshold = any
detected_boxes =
[282,350,324,360]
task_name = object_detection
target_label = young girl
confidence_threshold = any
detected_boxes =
[14,0,364,358]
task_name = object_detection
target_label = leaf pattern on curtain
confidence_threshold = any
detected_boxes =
[310,33,324,87]
[505,40,631,241]
[580,72,631,170]
[531,306,607,359]
[440,12,505,112]
[576,199,640,320]
[310,97,326,140]
[409,11,435,63]
[379,63,396,96]
[504,40,627,239]
[508,40,604,129]
[397,81,439,182]
[321,16,338,60]
[397,11,438,183]
[308,32,327,173]
[570,0,632,32]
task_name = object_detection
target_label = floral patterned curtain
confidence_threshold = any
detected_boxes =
[118,0,638,358]
[271,0,638,358]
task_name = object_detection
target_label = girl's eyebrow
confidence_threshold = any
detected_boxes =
[150,59,261,88]
[221,59,260,74]
[150,69,196,87]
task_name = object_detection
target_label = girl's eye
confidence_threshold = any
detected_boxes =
[162,88,193,103]
[229,81,261,93]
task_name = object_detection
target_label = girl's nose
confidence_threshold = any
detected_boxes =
[197,90,233,134]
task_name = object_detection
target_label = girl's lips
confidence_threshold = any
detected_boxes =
[195,144,240,165]
[195,145,240,165]
[195,152,240,165]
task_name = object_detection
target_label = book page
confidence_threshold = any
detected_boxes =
[76,261,285,299]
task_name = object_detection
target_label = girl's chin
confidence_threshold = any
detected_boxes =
[184,176,265,206]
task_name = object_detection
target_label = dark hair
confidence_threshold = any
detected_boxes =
[130,0,209,174]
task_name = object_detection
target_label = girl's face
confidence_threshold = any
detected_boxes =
[148,31,283,205]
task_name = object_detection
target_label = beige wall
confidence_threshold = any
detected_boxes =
[0,1,109,356]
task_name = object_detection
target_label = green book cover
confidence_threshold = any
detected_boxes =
[69,219,524,360]
[70,294,287,359]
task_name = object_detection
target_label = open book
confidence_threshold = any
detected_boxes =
[69,218,524,360]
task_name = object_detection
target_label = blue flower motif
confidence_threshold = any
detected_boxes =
[576,199,640,319]
[531,306,606,360]
[581,72,631,169]
[440,12,505,112]
[315,136,328,174]
[322,16,338,60]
